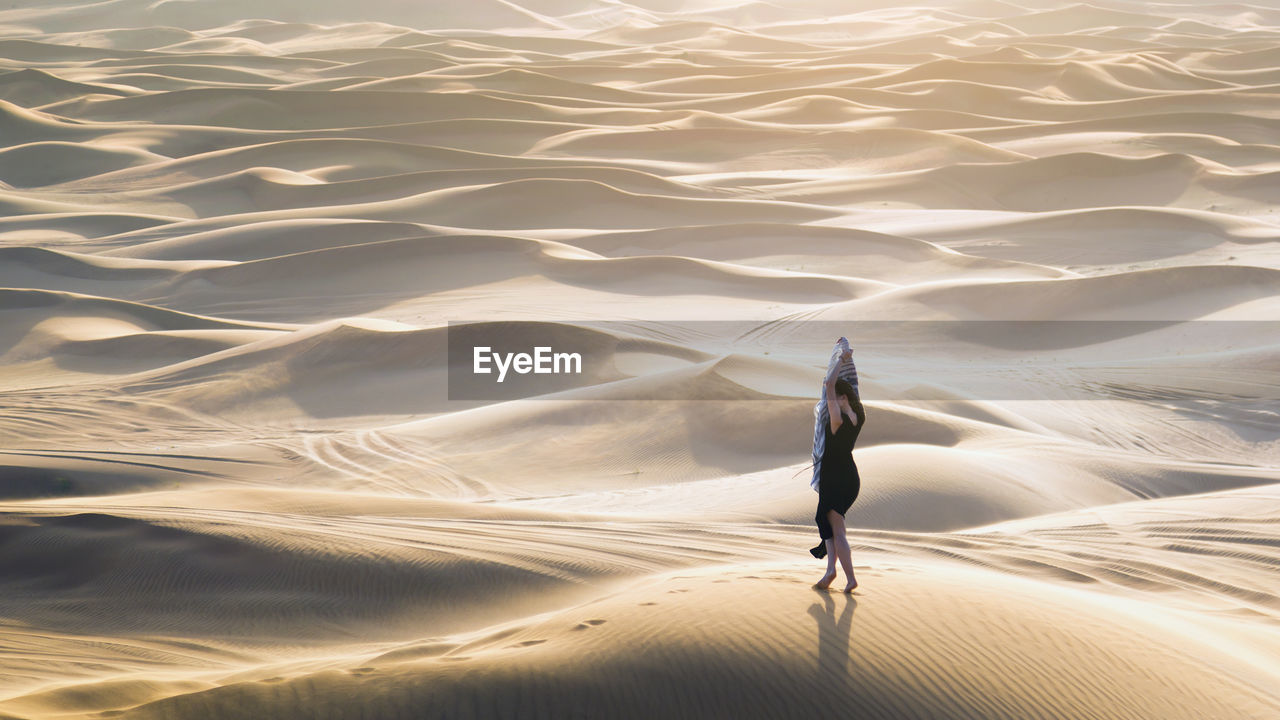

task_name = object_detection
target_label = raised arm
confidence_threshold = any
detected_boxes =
[824,342,847,435]
[835,336,858,400]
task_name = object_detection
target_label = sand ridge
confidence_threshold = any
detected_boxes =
[1,0,1279,717]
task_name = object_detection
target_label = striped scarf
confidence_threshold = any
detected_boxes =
[811,337,859,492]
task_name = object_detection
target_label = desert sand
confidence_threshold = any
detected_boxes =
[2,0,1279,717]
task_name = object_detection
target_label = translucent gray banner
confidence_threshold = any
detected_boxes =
[446,320,1280,402]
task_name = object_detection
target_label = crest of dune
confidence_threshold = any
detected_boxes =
[1,0,1279,718]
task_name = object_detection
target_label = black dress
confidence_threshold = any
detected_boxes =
[814,407,862,542]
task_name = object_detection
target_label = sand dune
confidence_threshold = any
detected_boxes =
[0,457,179,500]
[41,86,692,130]
[854,264,1280,320]
[59,138,639,187]
[762,150,1278,212]
[566,222,1068,284]
[25,174,842,228]
[889,206,1280,271]
[0,68,138,107]
[127,165,734,215]
[19,551,1273,720]
[0,100,98,145]
[0,142,163,188]
[2,0,1278,717]
[108,233,872,324]
[94,218,436,260]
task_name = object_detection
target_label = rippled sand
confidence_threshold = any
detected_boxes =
[2,1,1279,718]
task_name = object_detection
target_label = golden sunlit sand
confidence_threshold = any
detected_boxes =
[2,0,1279,717]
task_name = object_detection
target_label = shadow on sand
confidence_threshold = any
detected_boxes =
[808,588,858,679]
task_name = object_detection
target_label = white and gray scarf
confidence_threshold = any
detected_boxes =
[810,337,859,492]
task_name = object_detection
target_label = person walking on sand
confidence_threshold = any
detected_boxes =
[811,337,865,592]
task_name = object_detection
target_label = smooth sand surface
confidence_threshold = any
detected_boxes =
[2,0,1279,717]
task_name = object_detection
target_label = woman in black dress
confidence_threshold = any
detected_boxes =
[813,349,865,592]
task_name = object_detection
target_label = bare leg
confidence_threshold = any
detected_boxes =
[814,539,837,589]
[828,510,857,592]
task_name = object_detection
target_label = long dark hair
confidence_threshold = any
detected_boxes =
[793,383,866,479]
[834,378,865,427]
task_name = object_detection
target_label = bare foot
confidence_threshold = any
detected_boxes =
[842,577,858,593]
[813,570,836,590]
